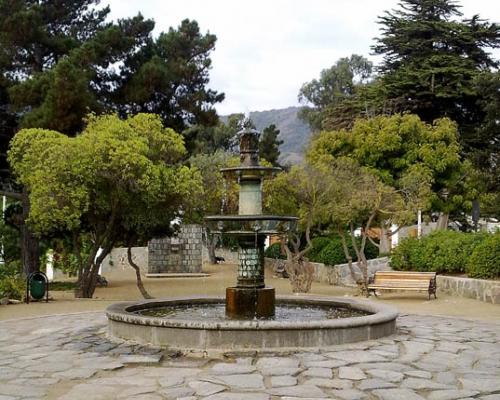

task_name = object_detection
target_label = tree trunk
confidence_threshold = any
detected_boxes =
[282,230,315,293]
[339,230,359,284]
[436,213,449,230]
[206,233,218,264]
[350,223,370,297]
[21,188,39,275]
[379,226,392,255]
[127,245,153,299]
[75,243,112,298]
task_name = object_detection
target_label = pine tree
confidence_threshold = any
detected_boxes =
[372,0,500,155]
[259,124,283,166]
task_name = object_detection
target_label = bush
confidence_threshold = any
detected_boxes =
[391,230,490,274]
[466,233,500,279]
[311,235,379,266]
[264,242,285,259]
[307,237,334,261]
[0,275,26,300]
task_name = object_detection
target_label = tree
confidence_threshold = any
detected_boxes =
[187,150,239,263]
[264,165,334,293]
[0,0,153,274]
[308,114,468,248]
[183,113,244,155]
[0,1,223,273]
[298,55,373,130]
[265,158,416,295]
[372,0,500,163]
[259,124,283,166]
[114,19,224,136]
[8,113,201,298]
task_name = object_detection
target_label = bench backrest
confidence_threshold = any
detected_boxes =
[373,271,436,284]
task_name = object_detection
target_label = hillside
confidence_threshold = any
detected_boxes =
[222,106,311,165]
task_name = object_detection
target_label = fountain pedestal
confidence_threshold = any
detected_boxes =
[226,235,275,318]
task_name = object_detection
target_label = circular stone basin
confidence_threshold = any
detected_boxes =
[106,296,398,352]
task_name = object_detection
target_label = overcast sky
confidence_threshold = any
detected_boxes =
[107,0,500,115]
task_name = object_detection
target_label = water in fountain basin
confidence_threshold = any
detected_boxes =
[135,302,370,321]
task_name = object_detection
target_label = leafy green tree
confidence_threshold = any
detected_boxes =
[372,0,500,162]
[265,158,415,295]
[114,19,224,135]
[8,113,201,298]
[264,164,336,292]
[259,124,283,166]
[308,114,469,247]
[0,0,153,274]
[298,54,373,130]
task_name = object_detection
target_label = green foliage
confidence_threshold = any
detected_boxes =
[116,19,224,135]
[391,230,489,274]
[0,261,25,300]
[373,0,500,176]
[307,237,334,261]
[186,150,239,223]
[0,210,20,265]
[311,236,379,266]
[1,2,222,137]
[0,274,25,300]
[299,55,373,131]
[308,114,470,217]
[466,233,500,279]
[8,113,202,297]
[259,124,284,167]
[264,243,285,259]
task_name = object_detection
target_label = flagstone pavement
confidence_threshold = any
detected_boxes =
[1,312,499,400]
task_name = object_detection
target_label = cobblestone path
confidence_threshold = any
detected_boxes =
[1,312,499,399]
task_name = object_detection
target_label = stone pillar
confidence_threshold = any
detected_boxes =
[147,224,202,274]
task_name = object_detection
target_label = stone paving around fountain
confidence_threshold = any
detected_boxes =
[1,312,499,400]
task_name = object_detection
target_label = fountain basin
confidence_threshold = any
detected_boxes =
[204,215,298,235]
[106,296,398,352]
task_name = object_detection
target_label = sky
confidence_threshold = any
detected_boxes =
[107,0,500,115]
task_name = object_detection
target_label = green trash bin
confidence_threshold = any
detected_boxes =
[27,272,48,302]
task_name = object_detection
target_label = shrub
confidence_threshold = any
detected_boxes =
[0,275,26,300]
[466,233,500,279]
[307,237,334,261]
[264,242,285,259]
[312,235,379,266]
[391,230,490,274]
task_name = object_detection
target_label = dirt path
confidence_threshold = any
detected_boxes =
[1,263,499,321]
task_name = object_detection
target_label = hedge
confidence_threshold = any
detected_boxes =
[304,236,378,266]
[264,235,379,266]
[466,233,500,279]
[391,230,498,278]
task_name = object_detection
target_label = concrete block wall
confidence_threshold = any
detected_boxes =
[148,224,202,274]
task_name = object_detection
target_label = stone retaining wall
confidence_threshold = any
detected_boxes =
[437,275,500,304]
[101,247,148,274]
[265,257,390,287]
[266,257,500,304]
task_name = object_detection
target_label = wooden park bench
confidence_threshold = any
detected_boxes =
[368,271,437,300]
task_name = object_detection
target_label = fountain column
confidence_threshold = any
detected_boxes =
[225,124,275,319]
